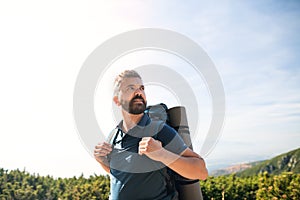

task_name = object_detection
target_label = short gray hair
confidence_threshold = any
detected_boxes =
[114,70,142,95]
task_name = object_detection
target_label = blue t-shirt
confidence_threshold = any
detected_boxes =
[108,114,187,200]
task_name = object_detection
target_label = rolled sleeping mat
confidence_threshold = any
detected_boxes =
[176,179,203,200]
[167,106,193,149]
[167,106,203,200]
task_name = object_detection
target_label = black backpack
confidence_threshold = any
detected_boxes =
[145,103,203,200]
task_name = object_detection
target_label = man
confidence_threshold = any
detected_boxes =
[94,70,208,200]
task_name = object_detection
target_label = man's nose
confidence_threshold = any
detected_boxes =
[134,88,143,96]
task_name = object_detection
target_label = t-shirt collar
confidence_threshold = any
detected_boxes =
[117,113,151,130]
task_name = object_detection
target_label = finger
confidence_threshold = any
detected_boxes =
[138,144,148,155]
[103,142,112,147]
[138,148,145,155]
[94,147,111,156]
[94,148,104,153]
[95,148,111,154]
[139,144,148,153]
[95,143,112,151]
[96,142,112,148]
[97,142,112,147]
[100,145,113,152]
[139,141,146,147]
[141,137,151,141]
[94,150,103,156]
[95,152,108,157]
[139,138,151,145]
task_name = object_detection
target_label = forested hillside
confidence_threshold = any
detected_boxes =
[1,168,299,199]
[1,147,299,199]
[211,147,300,177]
[0,168,110,200]
[200,172,299,199]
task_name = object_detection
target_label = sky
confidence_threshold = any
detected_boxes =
[0,0,299,177]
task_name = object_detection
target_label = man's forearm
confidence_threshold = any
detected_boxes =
[139,137,208,179]
[98,160,110,174]
[157,148,208,180]
[95,156,110,174]
[94,142,112,174]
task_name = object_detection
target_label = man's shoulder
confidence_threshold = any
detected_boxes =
[147,120,176,135]
[156,123,178,144]
[159,122,177,134]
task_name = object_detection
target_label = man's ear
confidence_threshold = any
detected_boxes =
[113,96,120,106]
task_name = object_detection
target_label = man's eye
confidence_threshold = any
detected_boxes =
[127,86,135,91]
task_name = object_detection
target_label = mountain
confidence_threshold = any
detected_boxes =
[210,147,300,176]
[237,147,300,177]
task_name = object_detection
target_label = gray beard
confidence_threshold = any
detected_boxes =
[121,99,147,115]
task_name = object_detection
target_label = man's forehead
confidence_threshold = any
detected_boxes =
[121,77,143,87]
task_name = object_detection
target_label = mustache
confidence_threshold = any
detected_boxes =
[131,95,146,103]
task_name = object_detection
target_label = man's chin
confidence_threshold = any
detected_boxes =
[129,106,146,115]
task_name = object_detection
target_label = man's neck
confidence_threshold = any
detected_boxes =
[121,110,144,133]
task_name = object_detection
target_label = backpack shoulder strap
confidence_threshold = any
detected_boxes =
[106,128,119,144]
[143,120,164,140]
[145,121,179,199]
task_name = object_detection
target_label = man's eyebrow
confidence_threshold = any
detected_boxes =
[125,84,144,88]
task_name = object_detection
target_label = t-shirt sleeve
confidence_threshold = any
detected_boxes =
[157,124,188,155]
